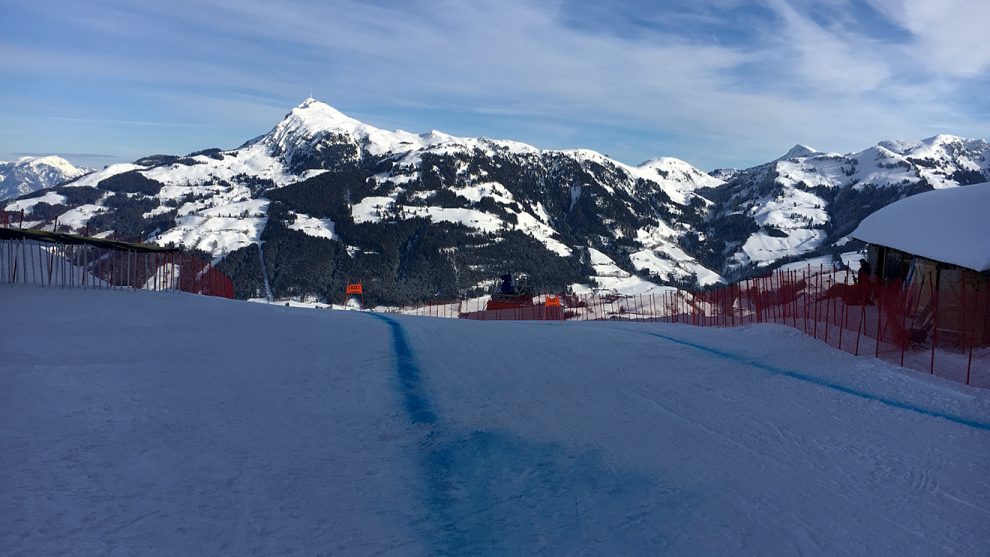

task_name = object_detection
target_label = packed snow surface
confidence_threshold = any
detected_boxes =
[3,287,989,554]
[852,181,990,271]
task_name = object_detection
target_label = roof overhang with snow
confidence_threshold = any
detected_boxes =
[851,182,990,272]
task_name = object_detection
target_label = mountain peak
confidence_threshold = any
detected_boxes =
[634,156,724,198]
[23,154,75,168]
[638,156,688,168]
[266,98,432,161]
[11,155,85,176]
[266,98,371,156]
[288,97,356,126]
[0,155,89,200]
[780,144,818,159]
[878,134,989,160]
[923,133,964,146]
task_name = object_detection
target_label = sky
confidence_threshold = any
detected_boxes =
[1,0,989,171]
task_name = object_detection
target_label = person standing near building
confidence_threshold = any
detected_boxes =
[857,259,874,304]
[857,259,872,283]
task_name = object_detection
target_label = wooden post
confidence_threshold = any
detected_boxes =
[19,239,25,284]
[790,269,808,329]
[838,286,847,351]
[930,279,939,375]
[854,292,865,357]
[773,274,779,324]
[963,279,972,385]
[28,239,37,285]
[963,285,981,385]
[875,281,883,359]
[824,276,832,345]
[47,243,54,286]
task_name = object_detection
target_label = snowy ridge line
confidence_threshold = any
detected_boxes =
[641,331,990,431]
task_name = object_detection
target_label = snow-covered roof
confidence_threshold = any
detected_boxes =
[851,182,990,271]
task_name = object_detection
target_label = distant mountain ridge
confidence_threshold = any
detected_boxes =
[0,156,89,200]
[2,99,987,304]
[698,134,990,275]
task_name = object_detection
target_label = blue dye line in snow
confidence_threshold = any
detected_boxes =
[367,312,674,553]
[643,331,990,432]
[368,313,438,425]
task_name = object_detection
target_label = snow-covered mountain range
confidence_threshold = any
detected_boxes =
[3,99,988,303]
[0,156,89,201]
[700,135,990,274]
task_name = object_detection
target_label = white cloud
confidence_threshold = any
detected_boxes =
[869,0,990,77]
[761,0,893,93]
[1,0,987,169]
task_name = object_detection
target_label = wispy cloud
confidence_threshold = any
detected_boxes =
[15,151,118,158]
[759,0,893,93]
[868,0,990,77]
[47,116,217,128]
[0,0,987,169]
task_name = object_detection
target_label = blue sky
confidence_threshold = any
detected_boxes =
[1,0,988,170]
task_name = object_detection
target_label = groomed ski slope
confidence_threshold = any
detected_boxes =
[2,288,989,555]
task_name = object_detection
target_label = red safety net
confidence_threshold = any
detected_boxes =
[445,266,990,389]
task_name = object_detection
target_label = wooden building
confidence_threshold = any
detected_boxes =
[851,182,990,345]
